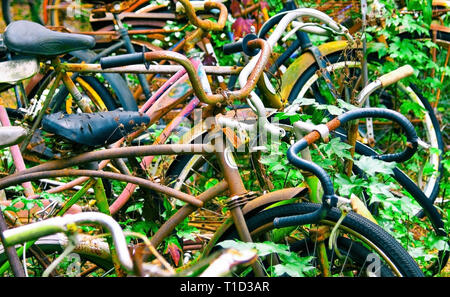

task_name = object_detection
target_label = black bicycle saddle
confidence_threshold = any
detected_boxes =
[42,111,150,147]
[3,20,95,57]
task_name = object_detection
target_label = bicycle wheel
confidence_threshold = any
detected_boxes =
[0,234,114,277]
[2,0,44,24]
[218,202,424,277]
[284,49,444,204]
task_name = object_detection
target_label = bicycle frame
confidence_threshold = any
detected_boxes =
[38,0,229,102]
[0,128,307,273]
[16,53,235,200]
[0,33,277,274]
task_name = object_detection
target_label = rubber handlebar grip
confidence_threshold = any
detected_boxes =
[379,65,414,87]
[223,40,244,55]
[100,53,145,69]
[222,34,259,56]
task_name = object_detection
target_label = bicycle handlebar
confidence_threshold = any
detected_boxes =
[274,107,419,228]
[100,52,145,69]
[259,8,352,44]
[378,65,414,88]
[222,34,260,56]
[2,212,134,271]
[357,65,414,106]
[175,0,228,31]
[100,39,271,106]
[290,108,419,165]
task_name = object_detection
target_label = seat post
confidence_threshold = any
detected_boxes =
[112,13,152,99]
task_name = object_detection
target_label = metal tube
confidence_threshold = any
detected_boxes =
[130,41,270,105]
[0,212,26,277]
[214,142,264,276]
[0,169,203,208]
[8,144,214,177]
[64,63,242,75]
[150,180,228,248]
[0,107,34,197]
[2,212,134,271]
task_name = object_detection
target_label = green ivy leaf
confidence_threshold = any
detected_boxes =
[323,138,353,160]
[367,42,388,59]
[176,225,200,241]
[354,156,396,177]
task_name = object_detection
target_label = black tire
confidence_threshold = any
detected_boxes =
[290,236,396,276]
[219,202,424,277]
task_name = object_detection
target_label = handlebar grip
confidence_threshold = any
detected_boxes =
[378,65,414,87]
[100,53,145,69]
[223,40,244,55]
[223,34,259,56]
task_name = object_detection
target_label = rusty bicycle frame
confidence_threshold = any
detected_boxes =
[0,109,306,275]
[17,0,283,213]
[0,23,293,274]
[40,0,231,100]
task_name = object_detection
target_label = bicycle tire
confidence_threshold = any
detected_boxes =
[290,236,396,276]
[218,202,424,277]
[334,130,449,275]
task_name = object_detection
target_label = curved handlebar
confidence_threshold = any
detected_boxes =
[101,39,271,106]
[2,212,134,271]
[378,65,414,88]
[176,0,228,31]
[291,108,418,164]
[274,107,419,228]
[338,109,418,163]
[259,8,351,46]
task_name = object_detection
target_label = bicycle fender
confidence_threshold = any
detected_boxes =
[203,187,307,256]
[241,187,308,216]
[280,40,355,100]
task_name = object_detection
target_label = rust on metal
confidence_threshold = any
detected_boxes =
[203,187,308,256]
[9,143,215,177]
[241,187,308,215]
[177,0,227,32]
[150,180,228,249]
[303,118,341,145]
[140,39,270,105]
[0,169,203,208]
[309,226,331,242]
[63,63,242,75]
